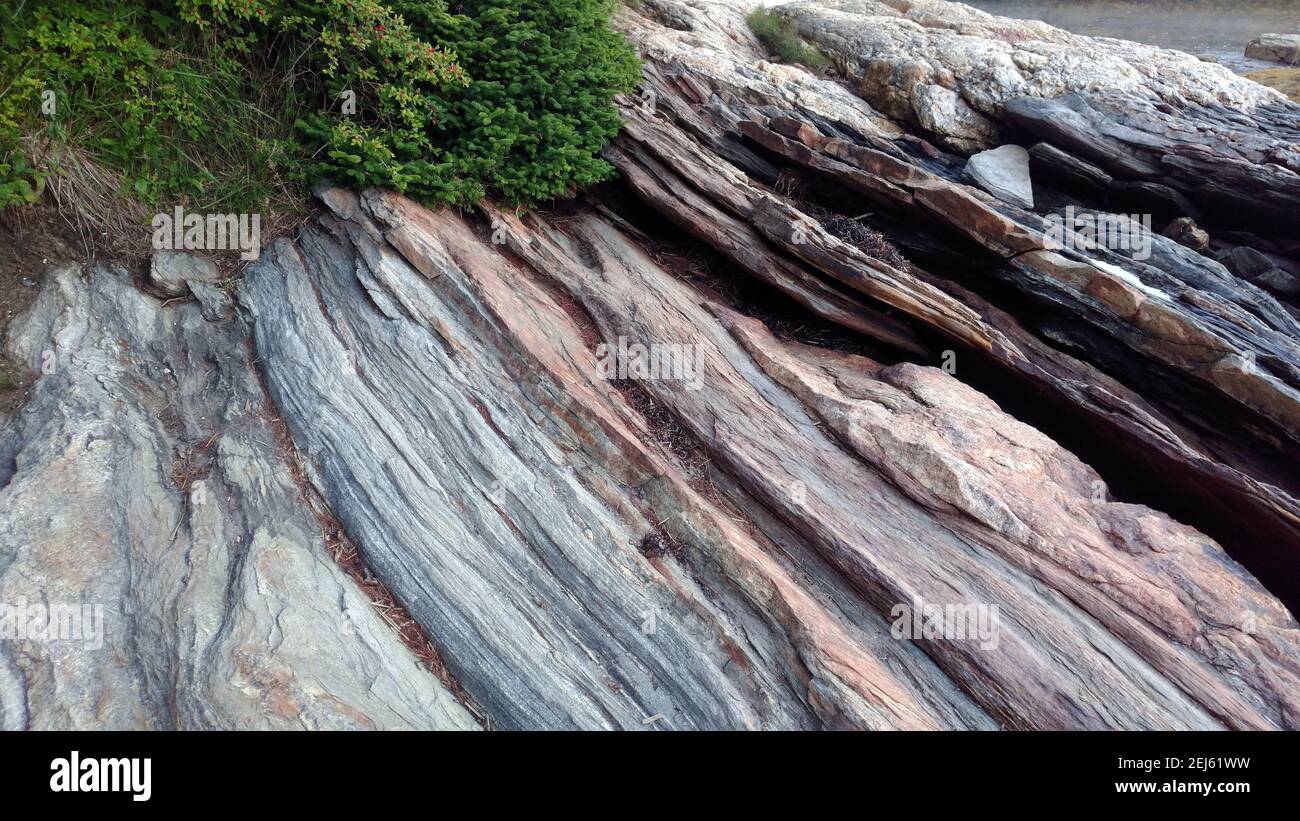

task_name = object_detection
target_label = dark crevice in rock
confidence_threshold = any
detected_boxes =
[586,183,912,362]
[901,239,1300,495]
[660,90,1300,617]
[905,306,1300,617]
[613,133,1300,615]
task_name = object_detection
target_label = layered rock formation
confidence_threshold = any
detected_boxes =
[0,266,475,730]
[777,0,1300,239]
[2,0,1298,730]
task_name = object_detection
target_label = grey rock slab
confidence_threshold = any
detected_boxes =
[777,0,1285,150]
[233,184,1300,730]
[238,199,826,730]
[0,265,476,730]
[965,144,1034,209]
[1246,34,1300,65]
[188,280,235,322]
[1217,246,1300,298]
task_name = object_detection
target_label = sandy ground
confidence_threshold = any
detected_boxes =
[1245,67,1300,102]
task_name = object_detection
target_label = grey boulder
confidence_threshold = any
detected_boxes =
[965,144,1035,208]
[1246,34,1300,65]
[149,250,221,298]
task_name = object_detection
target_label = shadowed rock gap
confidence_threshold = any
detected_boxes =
[605,108,1300,619]
[598,146,1300,616]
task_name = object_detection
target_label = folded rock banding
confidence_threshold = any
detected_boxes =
[2,0,1298,730]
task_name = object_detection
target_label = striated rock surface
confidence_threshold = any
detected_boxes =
[3,0,1299,730]
[0,266,476,730]
[778,0,1288,146]
[669,29,1296,659]
[775,0,1300,240]
[230,185,1299,729]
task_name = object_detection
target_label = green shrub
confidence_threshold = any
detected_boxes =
[1,2,302,214]
[395,0,644,204]
[0,0,641,217]
[178,0,470,198]
[0,153,43,207]
[746,6,828,72]
[272,0,642,204]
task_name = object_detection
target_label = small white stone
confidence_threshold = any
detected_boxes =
[965,144,1035,209]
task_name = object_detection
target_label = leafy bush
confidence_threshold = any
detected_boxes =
[746,6,828,72]
[1,2,301,213]
[0,153,43,207]
[263,0,643,204]
[389,0,643,204]
[178,0,469,198]
[0,0,641,216]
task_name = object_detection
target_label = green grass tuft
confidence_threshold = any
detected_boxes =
[746,6,829,72]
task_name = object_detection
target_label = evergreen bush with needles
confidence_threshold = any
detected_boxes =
[0,0,641,214]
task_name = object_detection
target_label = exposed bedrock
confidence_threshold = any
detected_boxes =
[2,0,1298,730]
[232,186,1298,729]
[0,266,476,730]
[607,0,1300,612]
[772,0,1300,242]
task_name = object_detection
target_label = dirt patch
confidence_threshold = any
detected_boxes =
[0,210,80,345]
[0,360,33,416]
[170,433,220,495]
[774,170,910,269]
[1245,67,1300,102]
[609,377,713,485]
[637,527,686,562]
[0,210,85,414]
